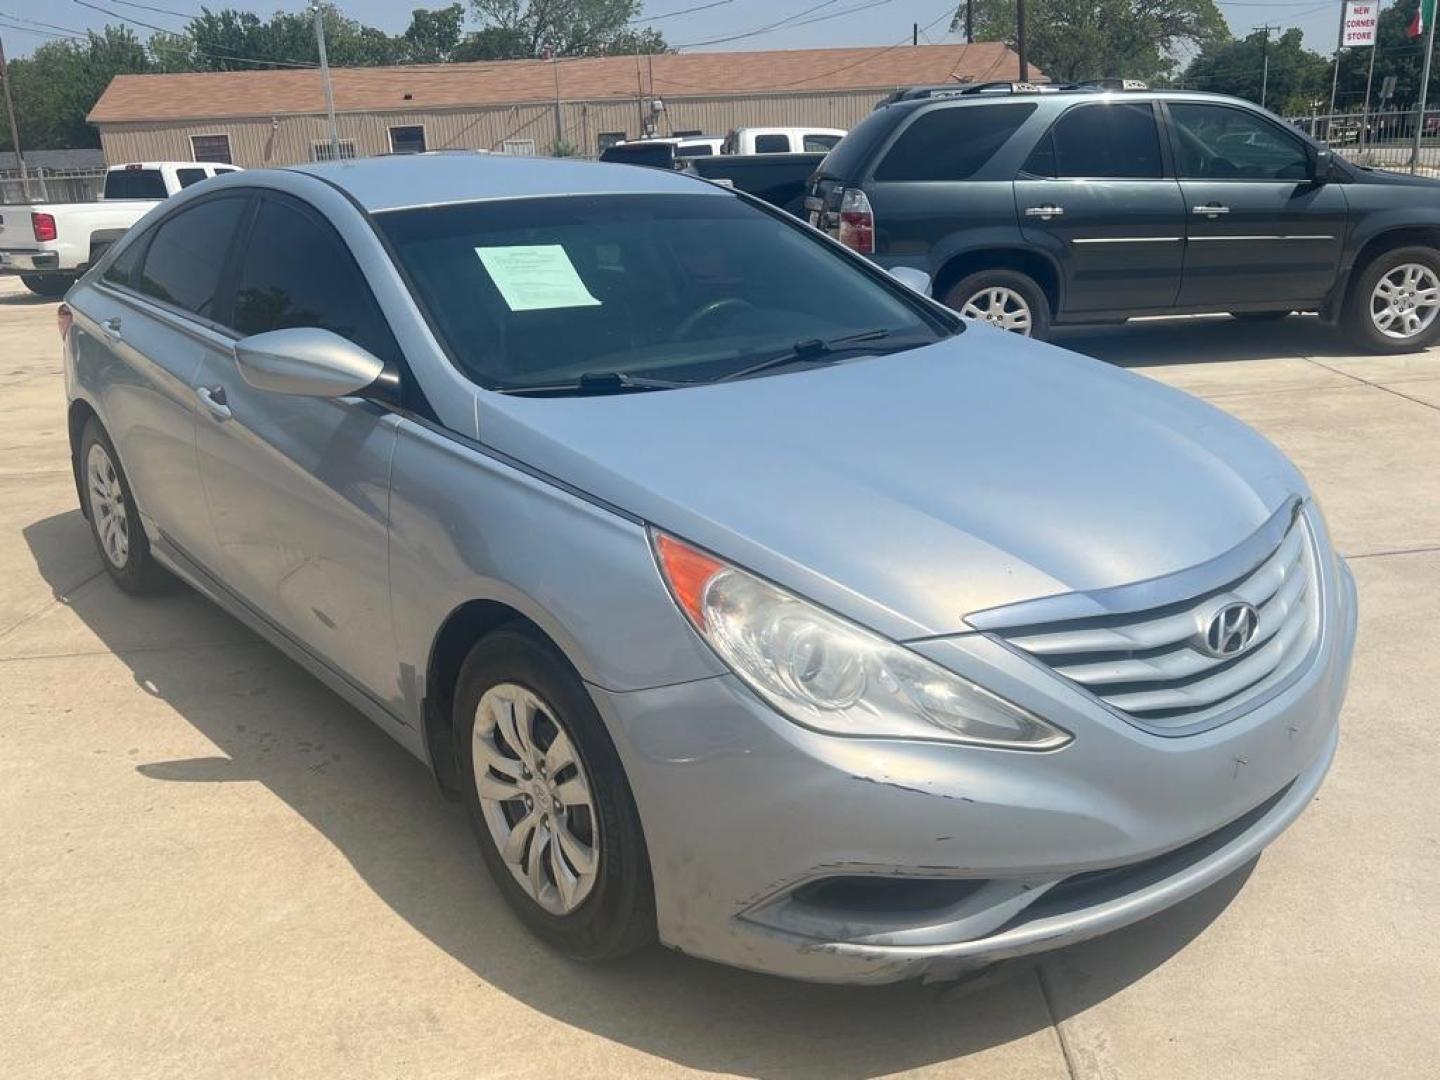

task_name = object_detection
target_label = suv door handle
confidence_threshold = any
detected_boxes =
[196,385,231,421]
[100,317,122,342]
[1193,204,1230,217]
[1025,205,1064,220]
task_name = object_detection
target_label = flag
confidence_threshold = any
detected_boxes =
[1410,0,1436,38]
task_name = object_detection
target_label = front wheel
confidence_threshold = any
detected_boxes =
[1343,246,1440,353]
[20,274,71,298]
[943,268,1052,339]
[456,627,655,961]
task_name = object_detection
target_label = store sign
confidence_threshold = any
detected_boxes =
[1343,0,1378,47]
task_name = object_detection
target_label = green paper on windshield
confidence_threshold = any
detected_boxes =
[474,245,601,312]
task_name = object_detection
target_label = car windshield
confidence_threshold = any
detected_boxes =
[376,193,946,392]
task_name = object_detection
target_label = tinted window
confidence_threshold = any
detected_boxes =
[875,104,1036,182]
[377,193,941,390]
[1027,102,1163,179]
[754,134,790,153]
[231,197,398,363]
[103,168,167,200]
[1170,103,1310,180]
[599,142,676,169]
[103,233,149,288]
[803,133,842,152]
[675,144,713,157]
[390,126,426,154]
[177,168,208,188]
[136,196,248,317]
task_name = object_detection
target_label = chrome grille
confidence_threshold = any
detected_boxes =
[992,515,1320,730]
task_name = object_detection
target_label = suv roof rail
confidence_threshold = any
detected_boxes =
[1074,77,1149,91]
[875,81,1066,106]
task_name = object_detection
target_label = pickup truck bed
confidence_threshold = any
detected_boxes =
[684,152,825,218]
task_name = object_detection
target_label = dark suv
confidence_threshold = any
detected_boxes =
[806,83,1440,352]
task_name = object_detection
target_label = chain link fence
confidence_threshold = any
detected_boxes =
[1288,109,1440,174]
[0,167,107,205]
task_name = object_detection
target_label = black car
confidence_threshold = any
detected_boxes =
[806,82,1440,352]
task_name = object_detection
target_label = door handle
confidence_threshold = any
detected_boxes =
[196,385,231,421]
[1025,205,1065,220]
[1193,204,1230,217]
[100,317,122,342]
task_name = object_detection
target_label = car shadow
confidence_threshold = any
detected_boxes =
[0,289,58,306]
[1052,313,1356,369]
[22,508,1255,1078]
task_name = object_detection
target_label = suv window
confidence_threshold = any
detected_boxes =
[875,104,1036,182]
[754,134,790,153]
[1170,103,1310,180]
[1025,102,1163,179]
[135,196,248,318]
[230,196,399,363]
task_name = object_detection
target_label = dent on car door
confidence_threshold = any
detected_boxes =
[79,194,250,561]
[1014,101,1185,313]
[1169,102,1349,308]
[190,192,403,709]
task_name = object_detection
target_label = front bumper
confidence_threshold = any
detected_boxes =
[592,560,1356,984]
[0,248,60,273]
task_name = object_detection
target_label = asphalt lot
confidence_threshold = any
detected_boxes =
[2,275,1437,1079]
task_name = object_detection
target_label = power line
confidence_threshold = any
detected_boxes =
[672,0,848,48]
[635,0,736,22]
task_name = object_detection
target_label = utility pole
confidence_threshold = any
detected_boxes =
[966,1,974,44]
[310,0,341,161]
[1016,0,1029,81]
[1254,24,1279,110]
[0,32,30,200]
[1362,0,1382,151]
[1327,1,1347,121]
[912,22,918,46]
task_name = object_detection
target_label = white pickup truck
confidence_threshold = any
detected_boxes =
[0,161,240,296]
[721,127,847,155]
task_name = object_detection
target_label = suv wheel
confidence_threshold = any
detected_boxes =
[455,626,656,961]
[1345,246,1440,352]
[944,269,1051,339]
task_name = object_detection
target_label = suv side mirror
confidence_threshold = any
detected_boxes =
[1311,146,1333,183]
[233,327,386,398]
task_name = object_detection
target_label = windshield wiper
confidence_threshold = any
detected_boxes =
[714,328,903,383]
[496,371,694,396]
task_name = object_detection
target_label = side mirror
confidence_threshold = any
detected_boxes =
[887,265,932,296]
[1311,146,1333,183]
[233,327,386,398]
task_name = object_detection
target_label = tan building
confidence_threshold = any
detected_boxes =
[86,42,1036,167]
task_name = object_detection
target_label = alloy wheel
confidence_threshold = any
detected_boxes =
[86,443,129,569]
[472,682,600,915]
[959,286,1033,334]
[1370,262,1440,340]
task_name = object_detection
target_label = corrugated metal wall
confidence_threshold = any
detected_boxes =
[96,88,892,167]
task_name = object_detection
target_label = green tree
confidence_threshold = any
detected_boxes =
[1180,28,1331,114]
[402,4,468,62]
[2,27,151,150]
[952,0,1227,83]
[467,0,666,58]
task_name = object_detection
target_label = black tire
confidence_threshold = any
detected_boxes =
[455,626,656,961]
[943,268,1052,340]
[1231,310,1292,321]
[20,273,71,298]
[1343,245,1440,353]
[77,418,169,595]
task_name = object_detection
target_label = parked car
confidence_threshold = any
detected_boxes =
[0,161,240,296]
[684,151,825,216]
[61,155,1355,984]
[807,83,1440,352]
[723,126,846,154]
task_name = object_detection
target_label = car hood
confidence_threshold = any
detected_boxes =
[476,325,1305,640]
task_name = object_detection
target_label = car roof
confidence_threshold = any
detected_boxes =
[285,153,726,213]
[881,86,1263,112]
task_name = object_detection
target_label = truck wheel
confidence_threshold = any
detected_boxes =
[1344,246,1440,353]
[20,274,71,298]
[944,269,1051,340]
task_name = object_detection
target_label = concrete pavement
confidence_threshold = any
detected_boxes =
[2,278,1436,1078]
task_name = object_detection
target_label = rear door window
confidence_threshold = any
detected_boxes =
[875,104,1036,181]
[1025,102,1163,179]
[135,196,248,318]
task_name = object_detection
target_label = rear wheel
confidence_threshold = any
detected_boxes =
[20,274,70,298]
[456,626,655,961]
[944,268,1051,340]
[1343,245,1440,353]
[78,418,168,594]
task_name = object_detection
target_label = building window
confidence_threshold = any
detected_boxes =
[596,131,625,155]
[189,133,232,164]
[312,139,358,162]
[498,139,537,156]
[389,125,426,154]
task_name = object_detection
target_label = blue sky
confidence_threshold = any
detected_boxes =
[0,0,1355,65]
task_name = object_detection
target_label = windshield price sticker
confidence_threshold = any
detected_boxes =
[474,244,602,312]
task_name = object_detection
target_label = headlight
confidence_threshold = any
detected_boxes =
[652,532,1071,750]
